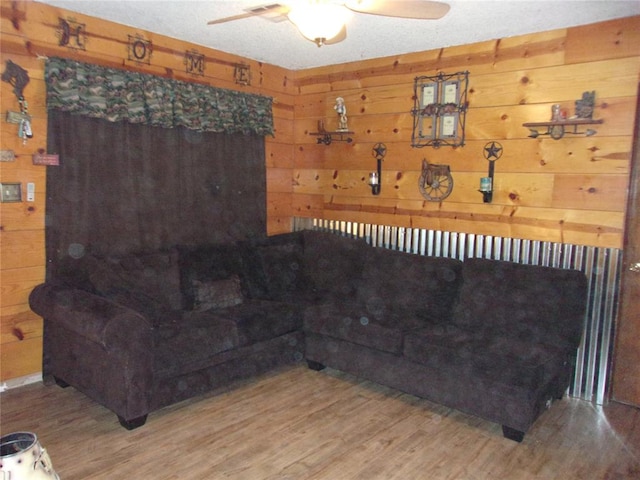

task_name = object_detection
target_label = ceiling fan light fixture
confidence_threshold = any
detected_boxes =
[288,2,348,46]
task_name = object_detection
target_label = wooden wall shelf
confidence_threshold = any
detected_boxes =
[309,131,354,145]
[522,118,603,139]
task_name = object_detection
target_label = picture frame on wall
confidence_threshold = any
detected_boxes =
[421,82,438,108]
[442,79,459,105]
[411,71,469,148]
[440,113,458,139]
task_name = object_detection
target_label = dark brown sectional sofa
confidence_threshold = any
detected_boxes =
[29,230,588,441]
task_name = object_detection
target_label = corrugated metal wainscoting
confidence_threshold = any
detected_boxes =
[293,217,623,405]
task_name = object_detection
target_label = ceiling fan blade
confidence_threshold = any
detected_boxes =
[344,0,450,20]
[207,4,290,26]
[207,12,256,25]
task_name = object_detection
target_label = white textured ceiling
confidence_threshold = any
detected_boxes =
[38,0,640,70]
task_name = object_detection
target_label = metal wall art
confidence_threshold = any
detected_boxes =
[419,160,453,201]
[411,71,469,148]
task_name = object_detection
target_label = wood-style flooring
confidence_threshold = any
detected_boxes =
[1,365,639,479]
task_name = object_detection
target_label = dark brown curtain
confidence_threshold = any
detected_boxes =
[46,110,267,275]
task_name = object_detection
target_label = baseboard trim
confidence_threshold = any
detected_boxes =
[0,372,43,392]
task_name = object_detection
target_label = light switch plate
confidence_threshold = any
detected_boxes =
[0,183,22,202]
[26,182,35,201]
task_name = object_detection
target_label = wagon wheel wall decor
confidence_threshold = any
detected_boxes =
[419,159,453,201]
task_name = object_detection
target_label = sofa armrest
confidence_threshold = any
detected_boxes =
[29,283,152,351]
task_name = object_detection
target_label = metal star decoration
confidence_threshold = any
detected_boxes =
[483,141,503,161]
[372,143,387,160]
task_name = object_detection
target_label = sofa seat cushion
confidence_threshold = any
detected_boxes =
[304,304,425,355]
[153,312,239,378]
[404,325,566,391]
[208,299,304,346]
[356,248,462,326]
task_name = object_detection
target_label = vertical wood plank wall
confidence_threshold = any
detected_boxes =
[0,0,295,382]
[0,1,638,386]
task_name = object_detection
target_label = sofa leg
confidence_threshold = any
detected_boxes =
[306,360,326,371]
[53,376,70,388]
[502,425,525,443]
[118,415,148,430]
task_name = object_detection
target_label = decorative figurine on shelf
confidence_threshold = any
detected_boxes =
[334,97,349,132]
[575,91,595,119]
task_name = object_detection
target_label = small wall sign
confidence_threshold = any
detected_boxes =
[57,18,87,50]
[128,35,152,64]
[184,50,205,76]
[0,150,16,162]
[234,63,251,86]
[32,152,60,166]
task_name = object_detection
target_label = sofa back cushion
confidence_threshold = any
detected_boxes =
[451,258,588,350]
[108,250,183,311]
[302,231,369,301]
[356,247,463,324]
[255,232,308,300]
[61,249,183,313]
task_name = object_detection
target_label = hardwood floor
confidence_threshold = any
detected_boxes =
[1,365,639,479]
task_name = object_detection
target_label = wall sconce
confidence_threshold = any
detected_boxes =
[369,143,386,196]
[479,141,502,203]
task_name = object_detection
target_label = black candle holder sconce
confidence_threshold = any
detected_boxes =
[369,143,386,195]
[479,141,502,203]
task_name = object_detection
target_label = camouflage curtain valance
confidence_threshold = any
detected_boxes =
[45,57,274,136]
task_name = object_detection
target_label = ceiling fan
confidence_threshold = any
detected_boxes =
[207,1,450,47]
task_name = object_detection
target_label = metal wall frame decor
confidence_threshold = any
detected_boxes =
[411,71,469,148]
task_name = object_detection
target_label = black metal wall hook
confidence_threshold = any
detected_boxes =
[1,60,30,100]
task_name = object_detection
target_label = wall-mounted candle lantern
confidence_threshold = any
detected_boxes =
[479,141,502,203]
[369,143,386,195]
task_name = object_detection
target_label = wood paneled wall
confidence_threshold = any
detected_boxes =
[0,0,295,382]
[0,1,638,383]
[290,17,640,249]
